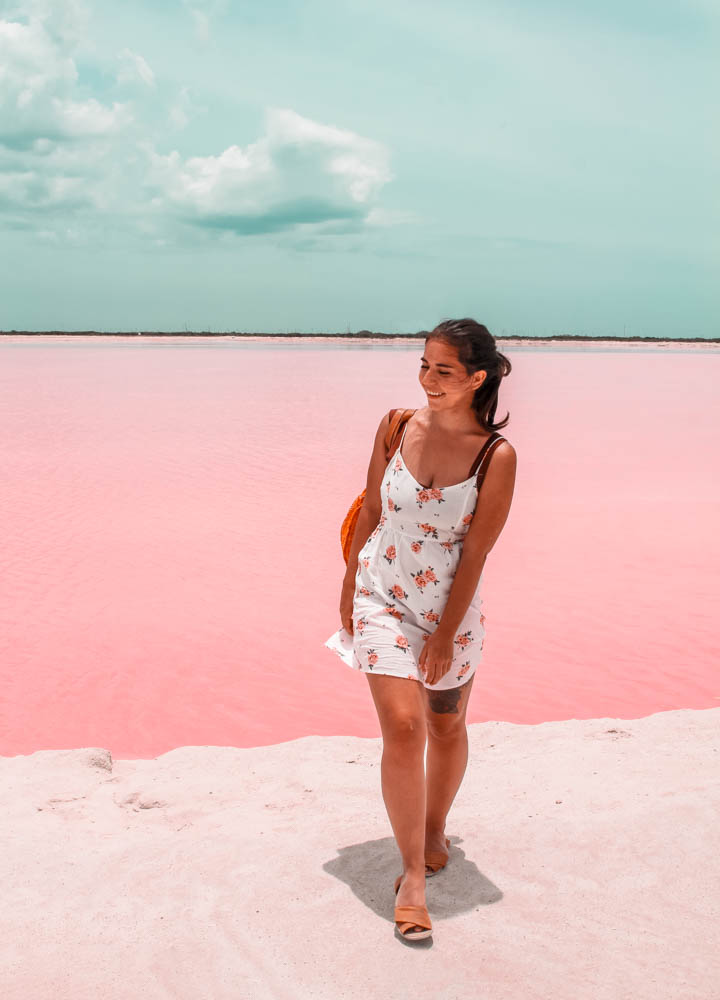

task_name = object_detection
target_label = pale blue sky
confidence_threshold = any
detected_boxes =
[1,0,717,336]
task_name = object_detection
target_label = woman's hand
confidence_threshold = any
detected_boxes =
[340,578,356,635]
[419,628,455,685]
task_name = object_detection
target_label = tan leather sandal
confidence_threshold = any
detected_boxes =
[425,837,451,877]
[393,874,433,941]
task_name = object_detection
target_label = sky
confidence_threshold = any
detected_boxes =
[0,0,718,336]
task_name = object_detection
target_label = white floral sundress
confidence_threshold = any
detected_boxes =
[324,417,505,691]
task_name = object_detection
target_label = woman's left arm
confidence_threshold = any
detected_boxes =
[435,441,517,638]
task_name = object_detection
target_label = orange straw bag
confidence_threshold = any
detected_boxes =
[340,407,415,564]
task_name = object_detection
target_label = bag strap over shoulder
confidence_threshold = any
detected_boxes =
[471,432,506,489]
[385,408,416,457]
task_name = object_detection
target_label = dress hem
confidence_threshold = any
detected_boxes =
[323,631,478,691]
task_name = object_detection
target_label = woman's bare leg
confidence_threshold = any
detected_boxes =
[366,674,428,930]
[422,676,474,865]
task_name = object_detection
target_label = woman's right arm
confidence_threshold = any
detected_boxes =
[342,408,394,587]
[340,410,395,627]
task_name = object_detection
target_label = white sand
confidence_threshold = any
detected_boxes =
[2,707,719,1000]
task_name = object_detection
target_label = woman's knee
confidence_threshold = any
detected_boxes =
[426,714,467,741]
[382,710,427,746]
[366,674,426,744]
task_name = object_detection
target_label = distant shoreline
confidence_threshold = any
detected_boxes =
[1,331,718,347]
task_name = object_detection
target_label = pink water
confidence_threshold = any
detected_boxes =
[1,337,717,758]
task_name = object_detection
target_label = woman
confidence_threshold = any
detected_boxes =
[324,318,517,941]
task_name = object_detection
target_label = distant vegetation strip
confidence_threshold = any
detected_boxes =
[1,331,718,343]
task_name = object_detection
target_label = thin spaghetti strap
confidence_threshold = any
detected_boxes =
[469,432,499,476]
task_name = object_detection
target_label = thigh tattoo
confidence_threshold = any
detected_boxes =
[426,676,473,715]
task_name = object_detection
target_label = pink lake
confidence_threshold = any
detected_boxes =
[0,336,717,758]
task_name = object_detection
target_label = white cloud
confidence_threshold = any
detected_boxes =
[0,167,89,209]
[0,17,132,141]
[189,8,209,42]
[52,96,133,135]
[0,12,135,222]
[1,0,91,50]
[145,107,393,227]
[181,0,229,42]
[0,11,395,245]
[0,18,77,107]
[169,85,205,130]
[117,48,156,88]
[267,108,392,202]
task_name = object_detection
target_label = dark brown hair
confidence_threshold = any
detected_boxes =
[426,318,511,432]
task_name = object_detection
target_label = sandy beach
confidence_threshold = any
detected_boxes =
[2,706,718,999]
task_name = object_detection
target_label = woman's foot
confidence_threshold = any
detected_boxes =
[394,871,429,936]
[424,829,450,875]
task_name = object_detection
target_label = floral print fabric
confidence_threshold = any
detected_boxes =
[324,419,499,690]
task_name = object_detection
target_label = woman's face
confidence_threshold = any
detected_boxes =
[419,339,484,403]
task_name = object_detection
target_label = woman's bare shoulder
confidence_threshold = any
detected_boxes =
[492,432,515,450]
[492,437,517,465]
[379,406,420,428]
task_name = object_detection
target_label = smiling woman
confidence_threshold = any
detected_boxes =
[324,317,517,941]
